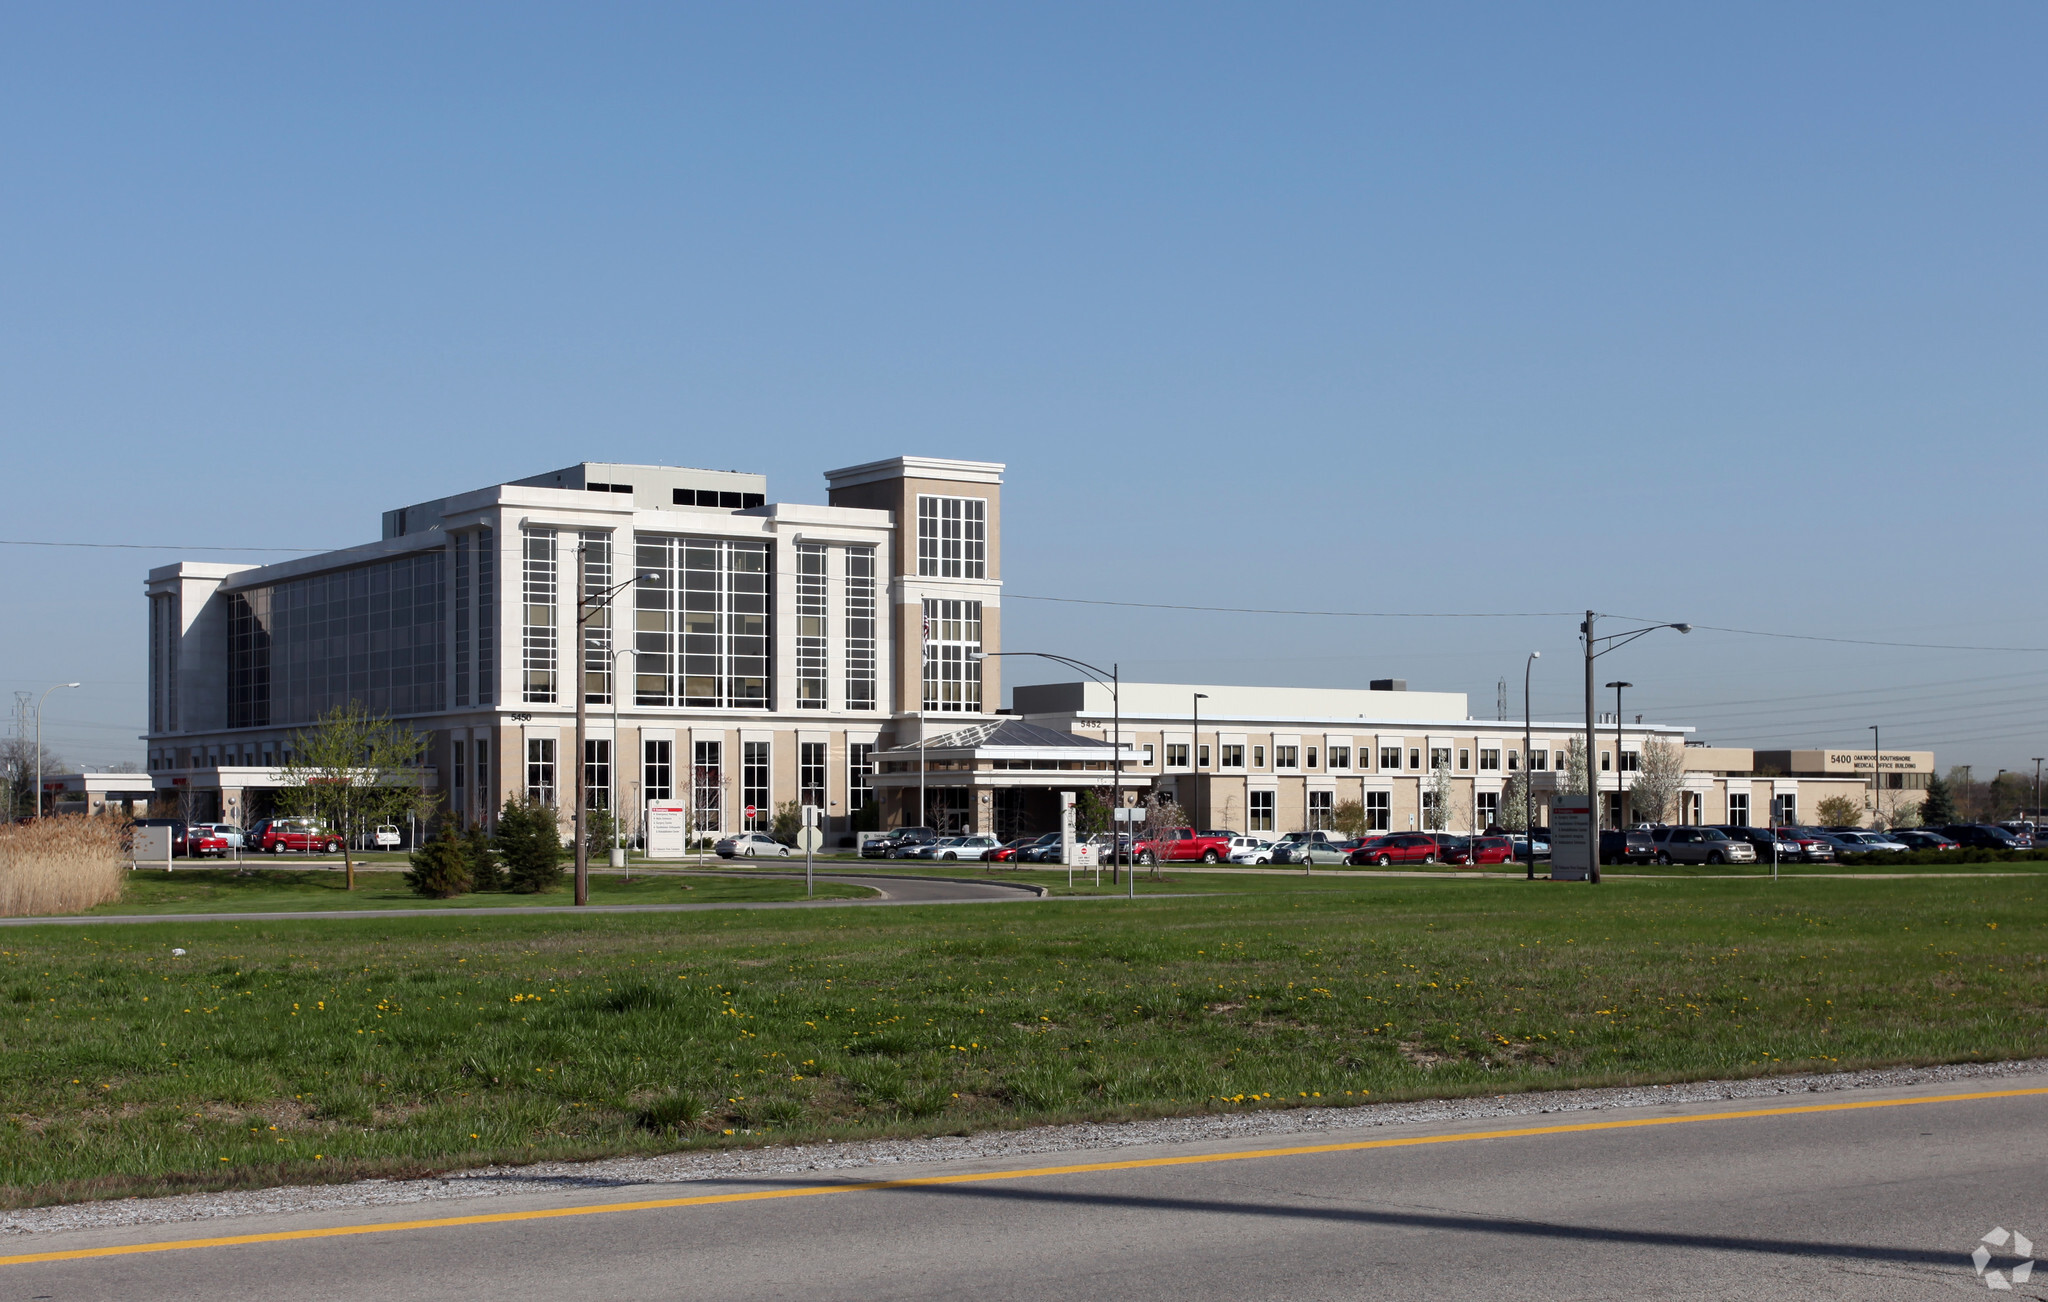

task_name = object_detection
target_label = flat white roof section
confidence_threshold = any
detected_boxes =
[823,456,1005,490]
[1013,681,1472,723]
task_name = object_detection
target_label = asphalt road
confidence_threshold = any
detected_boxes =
[8,1073,2044,1300]
[0,872,1040,927]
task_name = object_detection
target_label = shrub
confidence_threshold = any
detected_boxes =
[403,827,471,899]
[771,800,802,845]
[494,799,563,894]
[0,817,126,916]
[464,825,503,891]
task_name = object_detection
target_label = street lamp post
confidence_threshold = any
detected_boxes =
[573,552,662,907]
[1193,693,1208,834]
[1606,682,1632,828]
[1581,612,1690,885]
[1870,725,1881,829]
[2034,757,2044,825]
[973,651,1127,892]
[33,683,80,820]
[1523,652,1539,880]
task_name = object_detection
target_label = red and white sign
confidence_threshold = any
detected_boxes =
[744,805,757,819]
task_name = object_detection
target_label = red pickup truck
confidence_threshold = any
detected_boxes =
[1132,827,1234,865]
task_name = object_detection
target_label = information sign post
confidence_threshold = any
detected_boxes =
[1550,795,1593,881]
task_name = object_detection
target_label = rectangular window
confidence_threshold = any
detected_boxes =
[844,546,877,710]
[916,496,988,579]
[475,741,490,821]
[1249,790,1275,833]
[1252,745,1266,769]
[1141,743,1156,766]
[644,739,673,803]
[1507,750,1519,771]
[921,598,983,712]
[1479,748,1501,771]
[1601,751,1612,772]
[1457,747,1471,771]
[1476,791,1499,827]
[452,741,466,817]
[1274,745,1299,769]
[1408,748,1422,770]
[634,536,771,708]
[1308,790,1333,831]
[580,532,613,705]
[796,544,827,709]
[1430,747,1451,770]
[453,533,471,707]
[1379,745,1401,771]
[1619,750,1641,773]
[1306,747,1319,769]
[1530,748,1549,771]
[584,738,611,811]
[149,592,179,732]
[1728,792,1750,827]
[800,741,827,812]
[693,741,723,831]
[522,529,558,704]
[1165,743,1189,768]
[1220,745,1245,769]
[1198,743,1210,768]
[476,528,494,705]
[1772,793,1796,825]
[742,740,770,827]
[1329,746,1349,770]
[1365,791,1390,832]
[848,743,875,812]
[526,737,556,806]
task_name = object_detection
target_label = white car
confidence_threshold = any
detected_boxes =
[715,832,791,859]
[1226,836,1276,865]
[1832,831,1911,853]
[201,823,247,850]
[931,834,1002,861]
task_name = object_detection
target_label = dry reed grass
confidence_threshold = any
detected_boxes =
[0,817,127,916]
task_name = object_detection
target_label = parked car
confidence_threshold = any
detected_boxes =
[1348,833,1446,866]
[1773,827,1837,862]
[199,823,246,850]
[1997,821,2038,846]
[131,817,198,857]
[1714,825,1803,860]
[1269,838,1354,866]
[928,835,1002,862]
[250,817,344,854]
[1225,836,1276,865]
[1132,827,1234,865]
[1012,832,1064,863]
[860,826,937,859]
[1824,830,1910,854]
[987,836,1041,864]
[1460,834,1517,865]
[1888,828,1958,851]
[1510,835,1551,861]
[716,831,791,859]
[1598,828,1657,866]
[1646,826,1756,865]
[1940,823,2025,850]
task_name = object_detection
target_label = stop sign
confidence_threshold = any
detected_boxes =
[745,805,757,819]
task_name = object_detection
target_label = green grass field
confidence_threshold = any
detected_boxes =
[0,872,2040,1207]
[90,869,876,915]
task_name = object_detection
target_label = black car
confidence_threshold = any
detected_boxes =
[860,826,938,859]
[1598,828,1656,865]
[1713,825,1802,860]
[130,817,195,857]
[1940,823,2023,850]
[1018,832,1066,863]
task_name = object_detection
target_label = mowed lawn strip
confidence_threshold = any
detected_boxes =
[81,870,876,916]
[0,875,2040,1207]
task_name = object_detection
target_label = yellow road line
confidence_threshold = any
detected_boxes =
[7,1085,2045,1268]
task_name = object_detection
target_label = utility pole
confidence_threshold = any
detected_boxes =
[1606,682,1631,829]
[34,683,80,820]
[1524,651,1539,880]
[1582,612,1691,884]
[1193,693,1208,833]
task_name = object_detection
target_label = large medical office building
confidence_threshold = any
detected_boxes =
[144,456,1006,838]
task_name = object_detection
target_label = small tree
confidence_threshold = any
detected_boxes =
[404,826,472,898]
[1497,771,1529,832]
[1075,790,1110,837]
[1815,794,1865,828]
[1423,761,1453,832]
[1139,794,1188,878]
[495,797,564,894]
[1883,801,1922,830]
[1558,739,1588,796]
[770,800,802,846]
[1331,800,1367,839]
[1629,740,1687,825]
[1921,772,1956,825]
[276,703,428,890]
[464,824,504,891]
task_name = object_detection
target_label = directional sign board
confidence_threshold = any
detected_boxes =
[645,801,690,858]
[1550,795,1593,881]
[795,827,825,852]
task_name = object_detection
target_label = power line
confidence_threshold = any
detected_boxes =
[1008,595,1573,619]
[0,540,330,553]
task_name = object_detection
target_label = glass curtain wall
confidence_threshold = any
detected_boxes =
[633,536,770,708]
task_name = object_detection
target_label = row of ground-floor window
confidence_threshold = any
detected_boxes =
[881,778,1823,839]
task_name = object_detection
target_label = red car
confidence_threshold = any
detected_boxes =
[1457,835,1516,865]
[250,817,344,854]
[1132,827,1234,865]
[1349,833,1449,866]
[986,836,1043,864]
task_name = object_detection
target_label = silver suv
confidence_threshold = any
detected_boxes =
[1647,826,1757,866]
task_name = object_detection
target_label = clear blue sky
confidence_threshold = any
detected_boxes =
[4,4,2044,779]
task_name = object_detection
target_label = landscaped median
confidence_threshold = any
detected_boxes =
[0,873,2039,1207]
